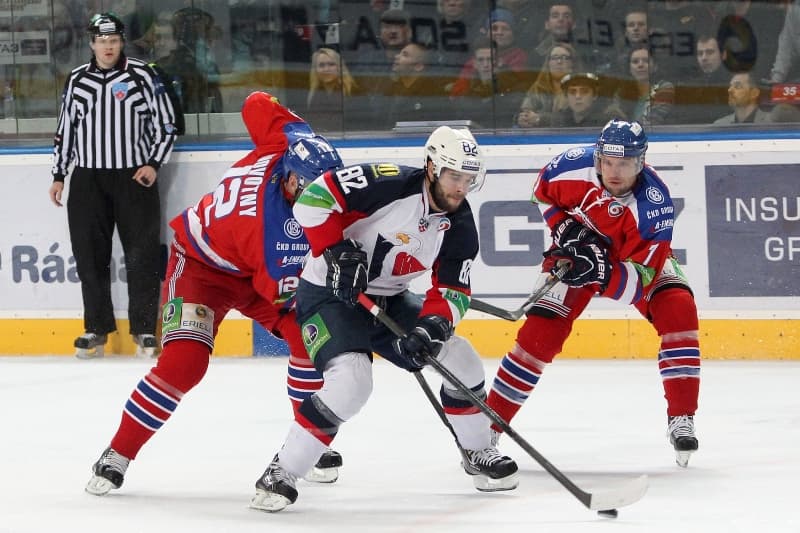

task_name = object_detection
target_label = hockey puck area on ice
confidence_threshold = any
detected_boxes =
[598,509,619,518]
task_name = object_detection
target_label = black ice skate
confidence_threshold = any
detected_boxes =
[133,334,158,358]
[250,455,298,513]
[74,333,107,359]
[462,446,519,492]
[668,415,699,467]
[86,447,130,495]
[304,449,343,483]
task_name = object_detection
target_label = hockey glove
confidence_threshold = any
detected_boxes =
[543,243,611,290]
[552,217,605,248]
[393,315,454,369]
[323,239,368,307]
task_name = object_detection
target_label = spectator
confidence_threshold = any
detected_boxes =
[714,71,772,124]
[383,43,454,127]
[767,0,800,83]
[551,72,625,127]
[613,44,675,126]
[130,12,177,62]
[48,12,177,359]
[496,0,546,50]
[647,0,716,82]
[431,0,485,81]
[350,8,412,78]
[533,3,576,63]
[305,47,358,133]
[515,43,581,128]
[612,7,648,77]
[449,36,526,128]
[675,35,731,124]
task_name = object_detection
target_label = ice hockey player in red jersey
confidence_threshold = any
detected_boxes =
[249,126,519,513]
[85,92,345,496]
[486,119,700,467]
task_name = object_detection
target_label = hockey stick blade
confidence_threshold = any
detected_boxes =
[357,293,648,511]
[470,263,570,321]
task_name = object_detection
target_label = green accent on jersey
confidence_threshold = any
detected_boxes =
[445,289,470,319]
[161,297,183,336]
[301,313,332,362]
[297,183,336,209]
[633,261,657,287]
[668,256,689,283]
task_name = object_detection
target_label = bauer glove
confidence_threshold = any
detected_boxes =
[393,315,454,369]
[543,243,611,290]
[323,239,368,307]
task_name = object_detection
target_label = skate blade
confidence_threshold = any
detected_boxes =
[472,471,519,492]
[303,466,339,484]
[85,475,115,496]
[675,450,694,468]
[250,490,292,512]
[76,346,105,359]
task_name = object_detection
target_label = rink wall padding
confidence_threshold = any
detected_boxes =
[2,132,799,359]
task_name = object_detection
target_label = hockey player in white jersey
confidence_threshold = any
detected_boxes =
[250,126,519,512]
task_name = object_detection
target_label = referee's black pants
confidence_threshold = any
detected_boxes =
[67,167,161,336]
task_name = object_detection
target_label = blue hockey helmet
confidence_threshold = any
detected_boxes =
[283,135,343,188]
[595,119,648,172]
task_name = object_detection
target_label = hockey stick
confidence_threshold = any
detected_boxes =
[469,263,570,321]
[358,292,648,512]
[410,370,471,465]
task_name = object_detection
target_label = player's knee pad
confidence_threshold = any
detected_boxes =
[152,338,211,392]
[161,298,215,351]
[314,351,373,422]
[436,335,485,390]
[649,287,699,335]
[516,313,572,364]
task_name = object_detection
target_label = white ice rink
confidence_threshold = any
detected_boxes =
[1,355,797,533]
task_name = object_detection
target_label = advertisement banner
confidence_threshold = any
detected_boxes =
[706,164,800,297]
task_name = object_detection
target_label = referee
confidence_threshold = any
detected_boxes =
[48,12,178,359]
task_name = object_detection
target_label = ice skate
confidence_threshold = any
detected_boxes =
[74,333,107,359]
[304,449,342,483]
[668,415,698,467]
[462,446,519,492]
[250,455,298,512]
[86,447,130,496]
[133,334,158,358]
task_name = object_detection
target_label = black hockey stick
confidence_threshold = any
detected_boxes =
[358,292,648,512]
[469,263,570,321]
[410,370,471,465]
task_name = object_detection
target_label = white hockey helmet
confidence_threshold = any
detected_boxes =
[424,126,486,192]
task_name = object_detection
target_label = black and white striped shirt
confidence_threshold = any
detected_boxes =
[52,54,177,181]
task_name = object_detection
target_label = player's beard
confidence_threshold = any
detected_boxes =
[429,179,464,214]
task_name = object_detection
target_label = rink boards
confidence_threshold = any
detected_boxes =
[1,134,798,358]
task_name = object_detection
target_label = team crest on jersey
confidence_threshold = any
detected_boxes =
[608,200,625,217]
[565,147,585,160]
[284,218,303,239]
[437,217,451,231]
[112,82,129,100]
[418,218,429,232]
[646,186,664,205]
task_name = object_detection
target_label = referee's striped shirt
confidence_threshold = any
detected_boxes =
[52,54,177,181]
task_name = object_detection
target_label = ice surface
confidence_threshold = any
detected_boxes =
[1,356,797,532]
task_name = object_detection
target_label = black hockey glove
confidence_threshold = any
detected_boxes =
[323,239,368,307]
[552,217,605,248]
[543,243,611,290]
[393,315,454,369]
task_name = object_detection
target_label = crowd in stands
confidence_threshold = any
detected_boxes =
[2,0,800,132]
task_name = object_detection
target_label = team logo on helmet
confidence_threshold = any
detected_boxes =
[284,218,303,239]
[646,186,664,205]
[565,148,585,160]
